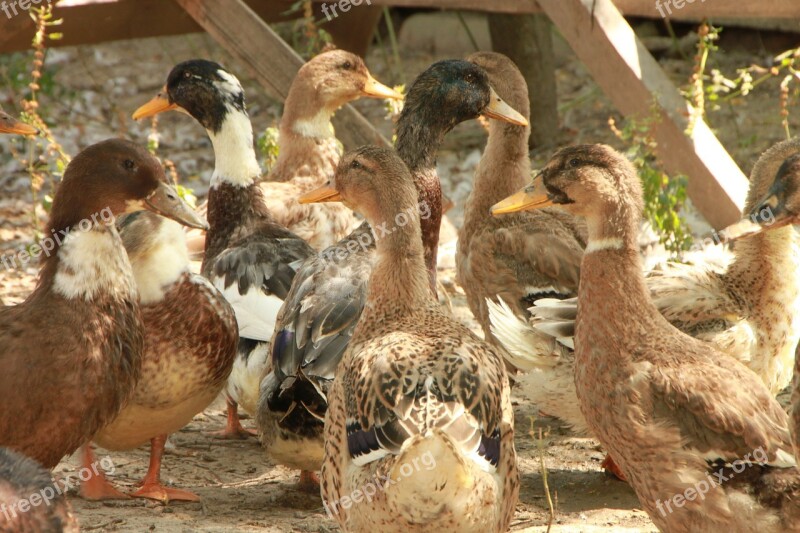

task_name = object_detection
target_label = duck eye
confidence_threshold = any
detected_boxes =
[464,73,476,84]
[341,61,353,70]
[350,159,362,169]
[568,158,581,168]
[123,159,136,171]
[183,71,192,79]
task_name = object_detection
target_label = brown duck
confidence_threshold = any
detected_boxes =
[495,143,800,532]
[0,139,205,469]
[309,145,518,533]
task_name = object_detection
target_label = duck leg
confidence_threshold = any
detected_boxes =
[207,396,258,439]
[133,434,200,503]
[298,470,320,492]
[601,453,627,481]
[79,444,129,500]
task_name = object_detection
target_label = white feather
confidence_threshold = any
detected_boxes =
[213,278,284,342]
[208,108,261,188]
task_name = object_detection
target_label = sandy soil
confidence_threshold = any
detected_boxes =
[1,17,798,533]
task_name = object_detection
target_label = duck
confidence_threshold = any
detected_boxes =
[456,51,586,348]
[0,138,206,469]
[733,150,800,463]
[495,143,800,532]
[78,211,238,502]
[180,50,402,253]
[257,58,527,489]
[0,110,37,135]
[0,447,78,532]
[134,59,316,439]
[309,145,518,532]
[488,137,800,436]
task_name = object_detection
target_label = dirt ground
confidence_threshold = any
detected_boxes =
[1,15,798,533]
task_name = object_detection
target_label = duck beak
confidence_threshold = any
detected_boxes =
[483,87,528,127]
[362,73,404,100]
[132,88,178,120]
[298,182,342,203]
[0,116,38,135]
[718,183,793,242]
[144,182,209,230]
[492,174,552,215]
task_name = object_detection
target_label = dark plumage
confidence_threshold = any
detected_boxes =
[0,448,78,533]
[257,59,527,480]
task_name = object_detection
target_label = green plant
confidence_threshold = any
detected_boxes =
[610,108,693,257]
[681,21,800,140]
[257,126,280,172]
[7,5,69,239]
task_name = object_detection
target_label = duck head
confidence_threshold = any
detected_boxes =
[0,110,37,135]
[300,145,414,224]
[467,52,530,132]
[492,144,642,225]
[133,59,245,133]
[48,139,206,234]
[749,153,800,229]
[291,49,402,110]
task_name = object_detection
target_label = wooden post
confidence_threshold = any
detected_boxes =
[537,0,749,229]
[489,13,559,150]
[173,0,390,150]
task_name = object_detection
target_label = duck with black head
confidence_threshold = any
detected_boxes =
[133,60,316,440]
[0,139,205,470]
[257,58,527,490]
[139,51,401,253]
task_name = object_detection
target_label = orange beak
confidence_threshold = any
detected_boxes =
[132,88,178,120]
[298,182,342,203]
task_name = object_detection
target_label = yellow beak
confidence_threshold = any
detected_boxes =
[362,73,404,100]
[132,88,178,120]
[483,87,528,127]
[0,116,38,135]
[491,175,553,215]
[298,182,342,204]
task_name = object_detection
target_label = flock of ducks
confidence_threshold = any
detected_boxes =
[1,47,800,533]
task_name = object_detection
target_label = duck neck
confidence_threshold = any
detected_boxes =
[41,224,138,302]
[127,220,190,305]
[578,201,662,331]
[464,120,530,232]
[395,108,451,292]
[364,210,433,321]
[208,109,261,189]
[269,100,338,184]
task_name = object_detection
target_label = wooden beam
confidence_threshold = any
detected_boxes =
[538,0,748,229]
[173,0,389,150]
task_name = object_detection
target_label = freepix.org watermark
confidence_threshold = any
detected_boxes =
[0,206,114,272]
[0,456,115,522]
[1,0,52,20]
[320,0,372,22]
[654,446,768,517]
[323,450,436,517]
[655,0,708,19]
[320,200,431,265]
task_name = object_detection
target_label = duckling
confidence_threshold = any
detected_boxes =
[134,60,315,439]
[457,51,586,348]
[79,211,238,502]
[309,145,518,532]
[0,110,37,135]
[494,143,800,532]
[488,138,800,435]
[179,50,402,254]
[0,139,205,468]
[0,448,78,532]
[258,59,527,489]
